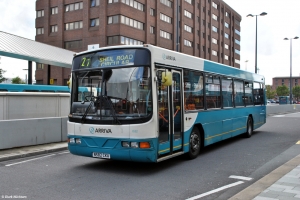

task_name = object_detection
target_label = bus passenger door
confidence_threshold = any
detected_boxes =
[157,69,183,159]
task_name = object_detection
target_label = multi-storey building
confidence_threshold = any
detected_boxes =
[35,0,241,85]
[272,76,300,90]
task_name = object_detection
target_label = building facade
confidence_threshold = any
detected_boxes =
[35,0,241,85]
[272,76,300,90]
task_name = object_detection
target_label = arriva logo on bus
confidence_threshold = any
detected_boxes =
[162,53,176,61]
[89,127,112,134]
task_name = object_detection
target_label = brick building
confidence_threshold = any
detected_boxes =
[272,76,300,90]
[35,0,241,85]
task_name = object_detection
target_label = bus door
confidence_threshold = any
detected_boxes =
[157,69,183,159]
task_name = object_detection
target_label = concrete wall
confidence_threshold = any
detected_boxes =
[0,92,70,150]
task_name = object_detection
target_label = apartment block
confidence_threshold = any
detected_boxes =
[35,0,241,85]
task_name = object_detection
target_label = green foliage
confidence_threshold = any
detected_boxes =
[266,85,276,99]
[11,76,25,84]
[0,68,7,83]
[292,86,300,100]
[276,85,289,96]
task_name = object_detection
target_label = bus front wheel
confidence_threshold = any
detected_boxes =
[244,117,253,138]
[186,127,201,159]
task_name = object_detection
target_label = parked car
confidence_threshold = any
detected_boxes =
[268,99,276,103]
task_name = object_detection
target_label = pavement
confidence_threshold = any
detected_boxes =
[0,142,299,200]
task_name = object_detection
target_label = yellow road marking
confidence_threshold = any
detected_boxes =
[296,141,300,144]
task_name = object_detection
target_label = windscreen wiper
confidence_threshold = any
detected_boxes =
[97,95,121,125]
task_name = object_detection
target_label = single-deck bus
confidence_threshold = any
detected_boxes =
[67,45,266,162]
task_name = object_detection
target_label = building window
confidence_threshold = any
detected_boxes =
[235,59,240,64]
[65,40,83,49]
[66,2,83,12]
[212,26,218,33]
[212,50,217,56]
[224,33,229,39]
[212,14,218,21]
[150,26,155,34]
[184,25,192,33]
[150,8,155,16]
[184,10,192,18]
[224,44,229,49]
[225,22,229,28]
[235,19,240,25]
[90,18,99,27]
[160,13,172,23]
[235,49,240,55]
[51,25,58,32]
[212,38,217,44]
[108,0,119,3]
[51,7,58,15]
[37,63,44,69]
[184,39,193,47]
[160,0,172,7]
[224,55,228,60]
[160,30,172,39]
[119,15,144,30]
[235,29,240,35]
[36,27,44,35]
[119,0,144,11]
[91,0,100,7]
[185,0,192,4]
[120,35,143,45]
[65,21,83,30]
[37,10,44,18]
[107,36,119,45]
[235,39,240,45]
[212,2,218,9]
[225,11,230,17]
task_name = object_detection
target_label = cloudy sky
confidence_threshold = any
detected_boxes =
[0,0,300,85]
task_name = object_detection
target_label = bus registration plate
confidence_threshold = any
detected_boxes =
[92,152,110,159]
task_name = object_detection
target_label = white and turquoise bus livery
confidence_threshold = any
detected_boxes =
[67,44,266,162]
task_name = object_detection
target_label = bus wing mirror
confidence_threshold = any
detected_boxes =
[162,71,172,86]
[67,75,72,90]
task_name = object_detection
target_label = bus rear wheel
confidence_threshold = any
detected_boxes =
[186,127,201,159]
[244,117,253,138]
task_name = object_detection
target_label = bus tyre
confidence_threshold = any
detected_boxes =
[186,127,201,159]
[245,117,253,138]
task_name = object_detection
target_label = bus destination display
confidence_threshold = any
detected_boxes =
[80,50,136,68]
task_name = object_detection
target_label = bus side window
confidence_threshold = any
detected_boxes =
[183,70,203,110]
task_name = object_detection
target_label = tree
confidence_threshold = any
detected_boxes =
[276,85,289,96]
[0,68,7,83]
[266,85,276,99]
[292,85,300,101]
[11,76,25,84]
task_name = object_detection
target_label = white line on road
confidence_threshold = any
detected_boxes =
[185,181,244,200]
[229,175,253,181]
[57,151,69,155]
[5,154,55,167]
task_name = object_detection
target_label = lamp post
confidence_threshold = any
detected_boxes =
[247,12,267,74]
[284,36,299,104]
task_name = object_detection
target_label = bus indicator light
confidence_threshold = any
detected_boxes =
[140,142,150,149]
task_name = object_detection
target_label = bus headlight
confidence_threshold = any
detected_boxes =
[130,142,139,148]
[122,141,130,147]
[69,138,75,144]
[75,138,81,144]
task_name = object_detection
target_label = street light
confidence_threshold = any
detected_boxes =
[245,60,248,71]
[284,36,299,104]
[247,12,267,74]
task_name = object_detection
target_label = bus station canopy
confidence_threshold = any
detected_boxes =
[0,31,75,68]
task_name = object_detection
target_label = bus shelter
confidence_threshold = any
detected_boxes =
[0,31,75,84]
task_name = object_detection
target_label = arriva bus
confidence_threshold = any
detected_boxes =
[67,45,266,162]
